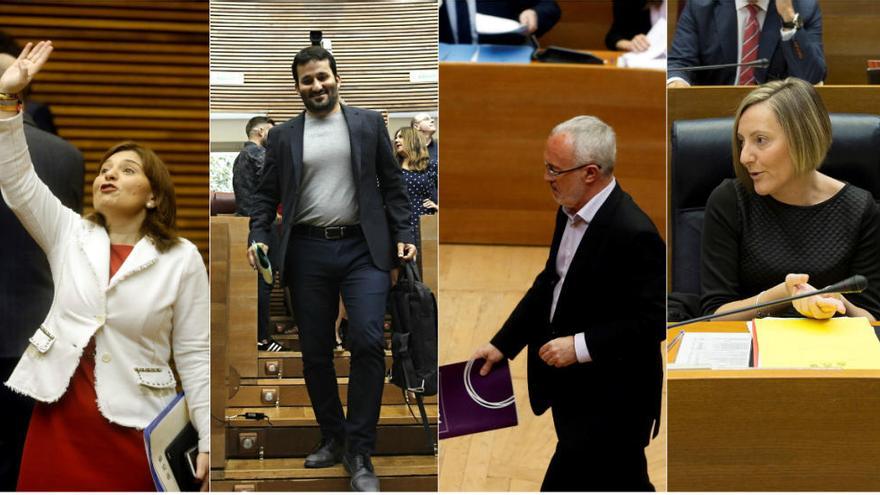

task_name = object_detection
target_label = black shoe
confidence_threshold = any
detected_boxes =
[303,437,344,468]
[338,318,350,350]
[343,453,380,492]
[257,338,287,352]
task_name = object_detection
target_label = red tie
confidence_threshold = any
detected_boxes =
[738,3,760,85]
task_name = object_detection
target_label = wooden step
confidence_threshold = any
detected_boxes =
[218,454,437,480]
[224,405,437,457]
[229,378,438,407]
[210,475,437,492]
[269,333,393,351]
[224,404,438,427]
[256,350,393,378]
[226,423,437,458]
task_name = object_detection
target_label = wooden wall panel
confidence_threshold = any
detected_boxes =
[540,0,614,51]
[440,62,666,246]
[2,0,209,260]
[211,1,438,122]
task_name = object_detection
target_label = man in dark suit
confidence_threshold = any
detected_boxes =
[472,116,665,491]
[667,0,825,87]
[248,45,415,492]
[0,112,83,489]
[439,0,561,45]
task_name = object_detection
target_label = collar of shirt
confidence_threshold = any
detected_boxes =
[735,0,769,12]
[562,177,616,227]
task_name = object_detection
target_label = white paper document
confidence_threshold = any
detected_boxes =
[671,332,752,369]
[475,13,528,35]
[617,20,667,70]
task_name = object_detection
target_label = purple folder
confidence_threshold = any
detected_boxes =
[438,358,518,439]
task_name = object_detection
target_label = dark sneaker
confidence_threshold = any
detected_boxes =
[343,453,380,492]
[303,437,344,468]
[257,339,286,352]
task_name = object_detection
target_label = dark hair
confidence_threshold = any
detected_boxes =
[86,142,180,252]
[0,31,21,57]
[245,116,275,138]
[291,45,338,86]
[0,31,30,99]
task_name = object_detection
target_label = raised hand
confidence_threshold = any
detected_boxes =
[785,273,845,320]
[0,40,53,95]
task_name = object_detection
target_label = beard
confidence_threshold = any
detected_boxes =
[302,87,339,114]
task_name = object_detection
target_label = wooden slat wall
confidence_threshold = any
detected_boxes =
[210,1,438,122]
[2,0,209,260]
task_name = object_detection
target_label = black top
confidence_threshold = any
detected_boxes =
[605,0,652,51]
[701,179,880,318]
[439,0,561,45]
[232,141,265,217]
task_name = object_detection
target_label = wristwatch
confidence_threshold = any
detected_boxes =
[782,12,802,30]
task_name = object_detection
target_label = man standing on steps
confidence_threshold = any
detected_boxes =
[247,45,416,492]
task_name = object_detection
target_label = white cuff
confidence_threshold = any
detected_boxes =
[574,332,592,363]
[780,26,796,41]
[666,76,690,87]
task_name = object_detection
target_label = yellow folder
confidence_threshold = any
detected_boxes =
[753,317,880,369]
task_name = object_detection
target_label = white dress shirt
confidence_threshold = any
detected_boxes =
[551,178,616,363]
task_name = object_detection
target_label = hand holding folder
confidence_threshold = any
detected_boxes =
[438,358,518,439]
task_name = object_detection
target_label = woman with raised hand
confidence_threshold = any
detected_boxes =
[701,77,880,320]
[0,41,209,491]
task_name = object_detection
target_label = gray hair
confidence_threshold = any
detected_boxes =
[550,116,616,175]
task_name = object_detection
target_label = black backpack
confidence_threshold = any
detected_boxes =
[387,261,438,453]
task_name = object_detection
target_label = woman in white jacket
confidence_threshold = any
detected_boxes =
[0,41,209,491]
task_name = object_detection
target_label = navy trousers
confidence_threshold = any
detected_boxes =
[287,232,389,455]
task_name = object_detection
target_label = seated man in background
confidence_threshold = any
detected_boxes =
[667,0,825,87]
[440,0,561,45]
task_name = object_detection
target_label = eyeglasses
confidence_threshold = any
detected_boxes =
[544,162,600,177]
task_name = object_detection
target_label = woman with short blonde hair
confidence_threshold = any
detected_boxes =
[701,77,880,321]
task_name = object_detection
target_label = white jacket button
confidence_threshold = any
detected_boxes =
[101,353,111,363]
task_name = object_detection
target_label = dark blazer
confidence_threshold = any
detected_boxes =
[439,0,562,45]
[249,105,413,280]
[0,114,83,358]
[490,183,666,445]
[605,0,653,51]
[668,0,826,85]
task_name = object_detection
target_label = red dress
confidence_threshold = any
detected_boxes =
[17,244,156,491]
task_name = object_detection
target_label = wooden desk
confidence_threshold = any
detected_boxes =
[667,322,880,491]
[668,85,880,124]
[440,60,665,245]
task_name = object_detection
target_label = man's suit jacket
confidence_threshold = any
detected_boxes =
[0,113,83,359]
[490,183,666,446]
[668,0,826,85]
[439,0,561,45]
[605,0,653,51]
[249,105,413,280]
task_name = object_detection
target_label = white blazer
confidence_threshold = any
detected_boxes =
[0,113,209,452]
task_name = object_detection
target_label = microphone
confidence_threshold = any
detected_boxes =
[668,275,869,329]
[672,58,770,73]
[821,274,868,294]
